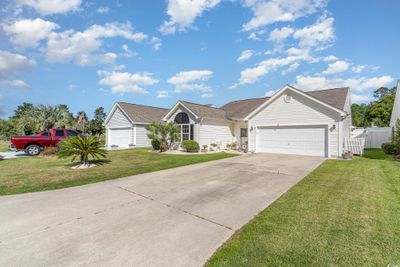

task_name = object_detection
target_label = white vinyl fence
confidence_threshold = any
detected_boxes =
[345,137,366,155]
[365,127,393,148]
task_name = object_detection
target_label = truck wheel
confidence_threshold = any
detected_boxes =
[25,144,41,156]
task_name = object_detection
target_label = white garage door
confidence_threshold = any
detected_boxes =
[256,126,327,157]
[108,128,132,148]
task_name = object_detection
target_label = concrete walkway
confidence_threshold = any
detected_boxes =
[0,153,325,266]
[0,151,28,159]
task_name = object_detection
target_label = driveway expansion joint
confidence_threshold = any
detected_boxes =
[116,185,234,232]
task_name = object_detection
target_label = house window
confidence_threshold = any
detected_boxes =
[240,128,248,137]
[174,112,193,142]
[174,112,189,124]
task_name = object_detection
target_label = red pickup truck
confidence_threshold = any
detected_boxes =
[10,129,79,156]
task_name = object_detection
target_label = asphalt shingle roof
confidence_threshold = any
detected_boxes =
[116,87,349,122]
[180,101,228,120]
[305,87,349,111]
[117,102,169,123]
[221,97,269,120]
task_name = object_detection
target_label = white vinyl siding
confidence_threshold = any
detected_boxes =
[199,119,233,147]
[390,81,400,127]
[135,124,151,147]
[106,107,131,128]
[248,92,341,157]
[256,126,327,157]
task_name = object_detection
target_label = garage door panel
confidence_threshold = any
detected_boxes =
[256,126,326,157]
[109,128,132,148]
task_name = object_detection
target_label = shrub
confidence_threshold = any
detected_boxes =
[381,142,400,155]
[58,136,108,164]
[182,140,200,153]
[151,139,161,150]
[146,122,179,152]
[42,146,59,156]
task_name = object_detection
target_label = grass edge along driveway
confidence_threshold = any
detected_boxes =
[206,149,400,266]
[0,148,238,196]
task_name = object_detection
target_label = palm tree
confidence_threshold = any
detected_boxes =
[58,136,108,165]
[35,105,74,131]
[146,122,179,152]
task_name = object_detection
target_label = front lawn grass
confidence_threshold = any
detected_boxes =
[363,148,394,160]
[0,140,9,152]
[0,148,238,195]
[207,153,400,266]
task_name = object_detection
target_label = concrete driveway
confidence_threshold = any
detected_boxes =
[0,153,325,266]
[0,151,28,159]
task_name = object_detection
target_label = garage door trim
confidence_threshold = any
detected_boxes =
[254,123,330,157]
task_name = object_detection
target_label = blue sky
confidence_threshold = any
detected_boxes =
[0,0,399,119]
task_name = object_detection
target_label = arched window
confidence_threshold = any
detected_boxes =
[174,112,189,124]
[173,112,193,142]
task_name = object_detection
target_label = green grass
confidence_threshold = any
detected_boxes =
[0,148,237,195]
[0,140,9,152]
[363,148,395,160]
[207,153,400,266]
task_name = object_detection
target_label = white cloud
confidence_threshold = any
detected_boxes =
[3,79,31,89]
[351,93,372,104]
[75,52,117,66]
[265,90,276,97]
[150,37,162,51]
[248,32,260,40]
[156,90,169,98]
[98,71,158,95]
[201,93,213,98]
[168,70,213,93]
[237,50,254,63]
[294,75,394,91]
[232,54,308,87]
[351,65,379,73]
[2,18,59,48]
[46,22,147,65]
[293,16,335,48]
[159,0,220,35]
[15,0,82,15]
[242,0,327,31]
[121,44,137,58]
[322,60,350,75]
[96,6,110,14]
[269,26,294,42]
[323,55,338,62]
[282,62,299,75]
[233,16,336,87]
[0,50,35,89]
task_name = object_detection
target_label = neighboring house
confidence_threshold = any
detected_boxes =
[105,85,352,158]
[390,80,400,128]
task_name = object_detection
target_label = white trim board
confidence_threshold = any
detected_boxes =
[162,101,199,121]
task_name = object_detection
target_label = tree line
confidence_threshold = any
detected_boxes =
[0,102,106,140]
[351,86,396,127]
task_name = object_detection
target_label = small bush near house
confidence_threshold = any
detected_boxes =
[41,146,59,157]
[182,140,200,153]
[151,139,161,150]
[381,142,400,155]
